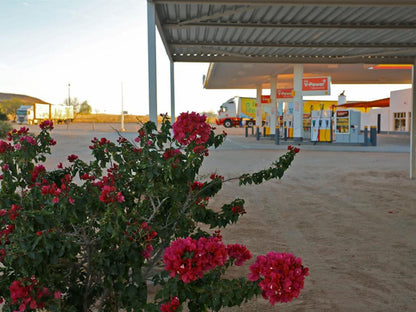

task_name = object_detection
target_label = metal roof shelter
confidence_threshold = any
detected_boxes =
[147,0,416,178]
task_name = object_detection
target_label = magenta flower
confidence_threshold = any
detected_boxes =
[163,236,227,283]
[248,251,309,305]
[172,112,211,146]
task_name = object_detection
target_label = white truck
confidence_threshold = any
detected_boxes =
[17,103,74,125]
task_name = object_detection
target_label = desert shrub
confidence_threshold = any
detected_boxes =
[0,121,12,138]
[0,113,306,312]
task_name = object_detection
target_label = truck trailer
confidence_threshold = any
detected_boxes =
[216,97,263,128]
[17,103,74,125]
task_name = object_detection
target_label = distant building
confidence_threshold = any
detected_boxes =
[362,88,411,133]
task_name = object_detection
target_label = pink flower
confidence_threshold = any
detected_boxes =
[68,197,75,204]
[248,252,309,305]
[2,164,9,171]
[172,112,211,146]
[54,291,61,299]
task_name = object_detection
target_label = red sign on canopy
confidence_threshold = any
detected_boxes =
[302,77,329,92]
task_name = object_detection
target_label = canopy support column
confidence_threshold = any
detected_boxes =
[411,59,416,179]
[256,86,262,127]
[147,1,157,123]
[170,61,176,123]
[270,76,277,135]
[293,64,303,140]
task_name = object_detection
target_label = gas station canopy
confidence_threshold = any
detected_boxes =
[152,0,416,65]
[204,63,412,89]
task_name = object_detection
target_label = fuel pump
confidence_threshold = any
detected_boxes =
[311,110,332,142]
[263,105,271,135]
[283,114,294,138]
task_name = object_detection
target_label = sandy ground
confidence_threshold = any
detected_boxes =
[3,123,416,311]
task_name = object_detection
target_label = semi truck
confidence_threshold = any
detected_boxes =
[216,96,265,128]
[17,103,74,125]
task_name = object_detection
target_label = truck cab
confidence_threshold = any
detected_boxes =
[16,105,32,124]
[217,98,240,128]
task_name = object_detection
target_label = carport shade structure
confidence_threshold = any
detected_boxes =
[147,0,416,179]
[337,98,390,112]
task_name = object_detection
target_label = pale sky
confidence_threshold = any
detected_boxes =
[0,0,411,115]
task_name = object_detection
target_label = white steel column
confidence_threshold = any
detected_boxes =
[293,64,303,140]
[147,1,157,123]
[270,76,277,135]
[256,86,262,127]
[170,61,176,123]
[410,59,416,179]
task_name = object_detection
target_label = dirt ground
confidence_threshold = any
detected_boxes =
[4,122,416,311]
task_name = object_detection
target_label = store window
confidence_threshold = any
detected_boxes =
[393,112,406,131]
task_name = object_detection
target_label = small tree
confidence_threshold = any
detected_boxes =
[78,101,92,114]
[63,98,91,114]
[0,98,26,121]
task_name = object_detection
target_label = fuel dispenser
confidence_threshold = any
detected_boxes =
[263,104,271,135]
[283,114,294,138]
[311,110,332,142]
[335,109,362,143]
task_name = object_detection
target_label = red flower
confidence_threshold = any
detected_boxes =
[124,222,157,259]
[9,277,55,311]
[31,164,46,183]
[160,296,180,312]
[226,244,252,266]
[0,140,14,154]
[172,112,211,146]
[287,145,300,153]
[99,185,125,203]
[190,181,204,190]
[67,154,78,162]
[231,204,245,215]
[39,120,54,130]
[163,236,227,283]
[8,204,21,220]
[163,148,182,160]
[192,145,208,156]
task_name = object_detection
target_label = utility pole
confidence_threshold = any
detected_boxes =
[121,82,126,132]
[68,83,71,106]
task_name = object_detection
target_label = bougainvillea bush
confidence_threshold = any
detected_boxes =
[0,112,307,312]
